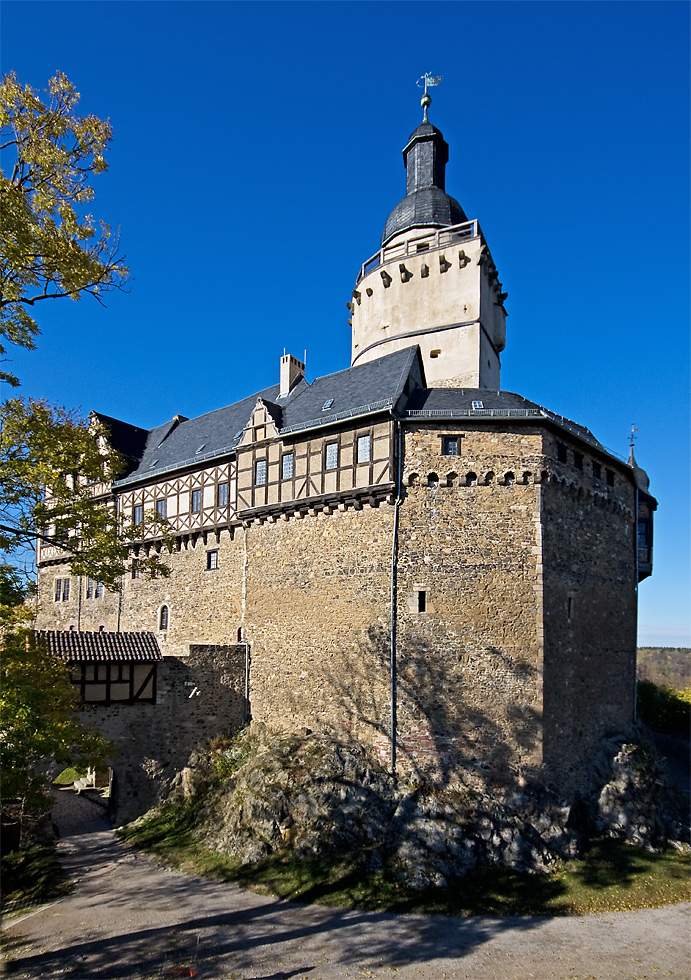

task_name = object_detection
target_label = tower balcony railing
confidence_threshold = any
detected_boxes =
[356,219,481,284]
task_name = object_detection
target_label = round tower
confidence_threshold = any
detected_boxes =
[350,106,507,389]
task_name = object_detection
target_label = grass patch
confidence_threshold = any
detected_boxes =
[53,766,86,786]
[120,802,691,917]
[1,843,71,910]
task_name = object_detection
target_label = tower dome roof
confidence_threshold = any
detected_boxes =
[381,119,467,246]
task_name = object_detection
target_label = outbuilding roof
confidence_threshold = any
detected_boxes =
[35,630,162,663]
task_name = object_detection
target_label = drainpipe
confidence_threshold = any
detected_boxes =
[241,527,249,721]
[390,418,403,775]
[633,483,639,724]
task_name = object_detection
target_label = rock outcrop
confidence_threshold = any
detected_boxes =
[160,724,689,889]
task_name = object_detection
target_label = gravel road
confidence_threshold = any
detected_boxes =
[2,791,689,980]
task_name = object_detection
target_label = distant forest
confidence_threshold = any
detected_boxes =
[637,648,690,691]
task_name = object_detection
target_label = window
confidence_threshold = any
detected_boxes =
[133,504,143,526]
[255,459,267,485]
[156,498,167,519]
[159,605,169,630]
[606,469,615,487]
[217,481,229,507]
[592,461,601,480]
[417,590,427,613]
[191,489,202,513]
[206,550,219,570]
[557,443,567,463]
[322,398,334,411]
[573,451,583,470]
[637,520,649,550]
[54,578,70,602]
[95,581,103,599]
[441,436,459,456]
[357,434,371,463]
[325,442,338,469]
[471,400,484,410]
[86,578,95,599]
[131,560,140,580]
[281,453,294,480]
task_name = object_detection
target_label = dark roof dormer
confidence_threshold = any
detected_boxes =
[381,120,467,246]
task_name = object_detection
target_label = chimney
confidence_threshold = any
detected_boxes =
[280,353,305,396]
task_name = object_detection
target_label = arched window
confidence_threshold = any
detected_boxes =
[484,471,495,485]
[427,472,439,488]
[159,605,169,631]
[504,472,515,486]
[465,472,477,487]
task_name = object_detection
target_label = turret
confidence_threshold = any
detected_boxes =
[350,91,507,389]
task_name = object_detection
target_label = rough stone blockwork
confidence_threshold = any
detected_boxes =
[78,645,246,824]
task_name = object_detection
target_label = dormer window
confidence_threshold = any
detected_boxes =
[322,399,334,411]
[471,400,484,410]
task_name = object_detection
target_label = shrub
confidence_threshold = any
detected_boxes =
[637,680,691,735]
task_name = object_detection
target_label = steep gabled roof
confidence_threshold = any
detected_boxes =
[35,630,162,662]
[113,347,422,486]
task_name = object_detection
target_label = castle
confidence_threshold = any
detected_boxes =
[36,98,656,818]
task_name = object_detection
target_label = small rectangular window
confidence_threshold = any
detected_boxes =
[54,578,66,602]
[191,489,202,513]
[131,560,140,580]
[417,590,427,613]
[325,442,339,469]
[557,442,568,463]
[133,504,143,526]
[322,399,334,411]
[255,459,267,485]
[441,436,459,456]
[217,481,229,507]
[95,581,104,599]
[573,451,583,470]
[357,434,371,463]
[86,578,95,599]
[592,461,601,480]
[471,400,484,410]
[156,498,167,519]
[206,550,219,570]
[282,453,294,480]
[606,469,615,487]
[54,579,62,602]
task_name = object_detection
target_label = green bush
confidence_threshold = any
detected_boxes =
[637,680,691,735]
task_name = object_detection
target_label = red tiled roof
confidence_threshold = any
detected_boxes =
[35,630,162,663]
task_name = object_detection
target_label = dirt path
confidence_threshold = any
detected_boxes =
[2,791,689,980]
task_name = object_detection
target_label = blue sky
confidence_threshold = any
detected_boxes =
[2,0,689,647]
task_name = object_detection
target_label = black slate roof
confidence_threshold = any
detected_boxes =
[36,630,162,662]
[382,187,467,246]
[112,348,419,487]
[402,387,605,451]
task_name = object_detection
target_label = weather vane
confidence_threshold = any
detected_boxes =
[416,72,443,121]
[630,424,639,450]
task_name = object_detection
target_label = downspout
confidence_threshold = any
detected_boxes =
[77,576,82,630]
[390,418,403,775]
[633,483,639,724]
[241,525,249,721]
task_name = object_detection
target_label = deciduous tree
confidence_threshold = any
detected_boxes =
[0,397,171,588]
[1,70,128,386]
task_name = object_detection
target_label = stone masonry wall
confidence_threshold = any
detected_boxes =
[244,505,395,753]
[78,644,247,824]
[540,433,637,785]
[37,526,244,657]
[395,424,546,785]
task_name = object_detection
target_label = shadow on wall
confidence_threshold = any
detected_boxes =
[283,624,540,791]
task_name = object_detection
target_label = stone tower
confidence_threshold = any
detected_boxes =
[350,109,507,389]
